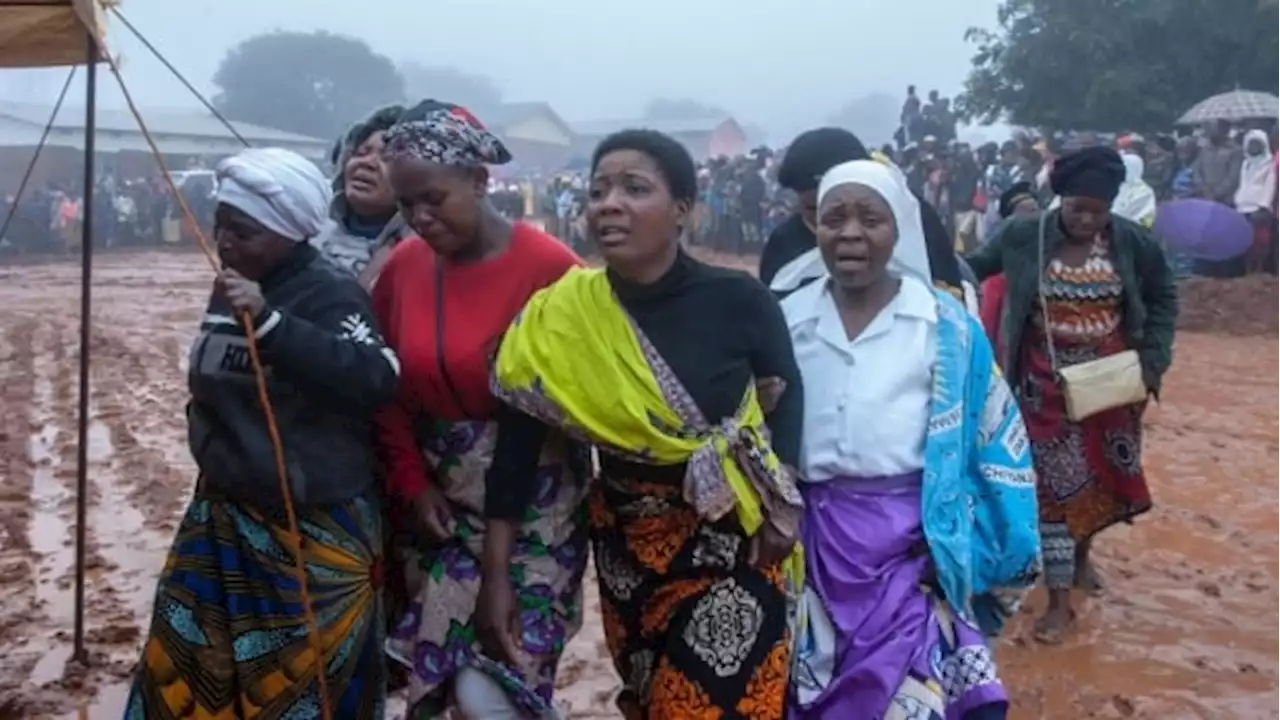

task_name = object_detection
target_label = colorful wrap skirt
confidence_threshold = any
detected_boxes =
[590,458,791,720]
[385,419,589,718]
[124,490,386,719]
[790,474,1008,720]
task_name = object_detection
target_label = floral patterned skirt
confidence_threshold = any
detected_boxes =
[385,420,589,718]
[1020,331,1152,589]
[590,457,790,720]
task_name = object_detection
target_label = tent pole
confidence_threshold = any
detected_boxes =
[71,28,98,666]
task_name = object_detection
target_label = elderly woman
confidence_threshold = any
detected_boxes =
[783,159,1039,719]
[371,100,585,719]
[313,104,411,288]
[764,127,978,315]
[967,146,1178,643]
[125,148,400,718]
[490,129,804,719]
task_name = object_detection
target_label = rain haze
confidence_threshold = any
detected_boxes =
[0,0,1007,144]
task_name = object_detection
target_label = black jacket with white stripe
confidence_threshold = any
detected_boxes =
[187,243,399,509]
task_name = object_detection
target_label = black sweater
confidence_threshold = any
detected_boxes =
[187,244,399,508]
[485,251,803,519]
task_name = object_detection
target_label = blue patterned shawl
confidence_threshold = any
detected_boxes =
[924,287,1041,636]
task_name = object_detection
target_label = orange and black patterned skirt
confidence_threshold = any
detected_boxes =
[589,457,790,720]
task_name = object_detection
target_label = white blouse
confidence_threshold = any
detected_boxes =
[781,276,937,483]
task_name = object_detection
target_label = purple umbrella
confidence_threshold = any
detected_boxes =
[1154,198,1254,261]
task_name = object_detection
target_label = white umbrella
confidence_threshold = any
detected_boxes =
[1177,89,1280,125]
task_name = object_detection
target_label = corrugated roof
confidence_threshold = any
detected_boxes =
[571,115,735,137]
[0,102,325,144]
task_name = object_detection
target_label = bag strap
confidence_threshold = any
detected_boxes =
[1035,211,1059,374]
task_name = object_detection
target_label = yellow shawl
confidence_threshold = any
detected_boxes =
[493,266,802,584]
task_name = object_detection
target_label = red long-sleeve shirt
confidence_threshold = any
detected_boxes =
[372,224,581,502]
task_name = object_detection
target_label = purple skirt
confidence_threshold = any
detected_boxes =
[791,473,1008,720]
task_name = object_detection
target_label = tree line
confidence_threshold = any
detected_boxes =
[956,0,1278,131]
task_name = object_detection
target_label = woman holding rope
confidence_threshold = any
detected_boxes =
[125,147,400,719]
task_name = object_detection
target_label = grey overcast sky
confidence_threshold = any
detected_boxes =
[1,0,1005,143]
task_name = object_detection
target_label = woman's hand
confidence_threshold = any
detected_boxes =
[476,569,522,667]
[411,485,452,542]
[749,521,796,570]
[216,268,267,318]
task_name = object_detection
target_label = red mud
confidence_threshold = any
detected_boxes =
[0,251,1274,719]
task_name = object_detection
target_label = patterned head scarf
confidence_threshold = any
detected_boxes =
[382,99,512,168]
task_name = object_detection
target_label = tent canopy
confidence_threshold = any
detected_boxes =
[0,0,108,68]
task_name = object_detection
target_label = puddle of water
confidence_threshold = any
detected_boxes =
[29,644,73,687]
[57,680,129,719]
[87,420,112,465]
[28,419,68,615]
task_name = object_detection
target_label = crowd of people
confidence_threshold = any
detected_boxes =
[101,91,1200,720]
[0,172,222,254]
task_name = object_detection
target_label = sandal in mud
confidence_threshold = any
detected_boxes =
[1033,609,1077,645]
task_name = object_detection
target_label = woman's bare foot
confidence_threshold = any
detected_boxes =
[1033,605,1077,644]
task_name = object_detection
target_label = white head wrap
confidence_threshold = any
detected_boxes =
[1236,129,1276,214]
[1111,153,1157,226]
[817,159,932,284]
[771,157,934,293]
[215,148,331,242]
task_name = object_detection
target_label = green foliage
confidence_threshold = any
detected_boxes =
[212,31,405,140]
[956,0,1279,131]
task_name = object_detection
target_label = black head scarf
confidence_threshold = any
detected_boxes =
[1049,146,1126,203]
[777,128,869,192]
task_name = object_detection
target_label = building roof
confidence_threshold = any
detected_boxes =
[483,101,575,138]
[571,115,737,138]
[0,102,326,145]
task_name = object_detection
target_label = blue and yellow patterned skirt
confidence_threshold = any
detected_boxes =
[124,490,386,719]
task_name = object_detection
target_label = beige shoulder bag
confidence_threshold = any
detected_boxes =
[1036,212,1147,422]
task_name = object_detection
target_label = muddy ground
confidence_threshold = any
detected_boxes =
[0,251,1274,719]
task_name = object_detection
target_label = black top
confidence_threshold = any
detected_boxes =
[758,214,815,294]
[485,250,803,519]
[188,244,399,508]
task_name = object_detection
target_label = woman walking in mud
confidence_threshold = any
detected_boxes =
[372,100,586,719]
[125,147,400,718]
[489,129,804,719]
[782,159,1040,718]
[967,146,1178,643]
